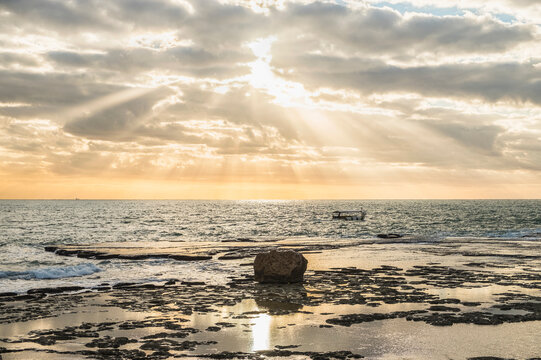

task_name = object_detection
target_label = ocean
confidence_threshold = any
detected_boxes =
[1,199,540,294]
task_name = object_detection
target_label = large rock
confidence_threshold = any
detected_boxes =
[254,250,308,284]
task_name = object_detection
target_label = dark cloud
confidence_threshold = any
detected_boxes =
[60,83,303,153]
[105,0,191,29]
[1,0,533,57]
[281,58,541,105]
[0,70,122,107]
[47,46,252,78]
[0,0,117,31]
[64,86,174,140]
[0,0,194,32]
[0,52,40,68]
[277,2,534,56]
[422,121,503,154]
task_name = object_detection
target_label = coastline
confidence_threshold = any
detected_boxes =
[1,236,541,359]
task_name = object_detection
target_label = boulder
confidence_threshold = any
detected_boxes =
[254,250,308,284]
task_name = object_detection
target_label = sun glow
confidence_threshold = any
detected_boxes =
[246,37,310,107]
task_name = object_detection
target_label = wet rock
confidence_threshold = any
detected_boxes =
[326,310,427,326]
[80,348,147,359]
[223,238,258,242]
[45,245,212,262]
[0,293,17,298]
[24,327,101,346]
[27,286,85,295]
[34,336,60,345]
[140,340,171,352]
[181,281,206,286]
[218,252,249,260]
[464,262,486,268]
[94,286,111,291]
[429,298,461,304]
[44,246,58,252]
[428,305,460,312]
[376,233,403,239]
[463,302,481,307]
[112,282,137,289]
[174,340,217,350]
[254,250,308,283]
[85,336,136,348]
[168,254,212,261]
[275,345,300,349]
[215,322,236,328]
[140,338,215,353]
[141,329,198,339]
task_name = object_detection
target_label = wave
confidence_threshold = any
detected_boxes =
[0,263,101,280]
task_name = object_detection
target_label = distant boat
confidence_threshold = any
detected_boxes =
[332,210,366,221]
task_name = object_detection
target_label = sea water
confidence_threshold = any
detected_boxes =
[1,200,540,293]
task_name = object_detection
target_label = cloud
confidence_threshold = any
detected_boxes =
[281,57,541,105]
[0,71,114,105]
[0,52,40,68]
[362,0,541,21]
[64,86,174,140]
[0,0,194,32]
[278,3,535,56]
[1,0,541,197]
[0,0,118,31]
[46,46,253,78]
[422,121,503,154]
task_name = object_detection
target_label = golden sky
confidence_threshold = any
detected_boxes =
[1,0,540,199]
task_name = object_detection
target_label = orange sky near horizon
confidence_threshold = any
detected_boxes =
[2,174,541,199]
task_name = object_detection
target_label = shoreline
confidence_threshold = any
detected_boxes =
[3,234,541,295]
[1,238,541,359]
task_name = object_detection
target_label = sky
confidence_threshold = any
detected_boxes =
[0,0,540,199]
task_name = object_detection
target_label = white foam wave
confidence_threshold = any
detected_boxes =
[0,263,101,280]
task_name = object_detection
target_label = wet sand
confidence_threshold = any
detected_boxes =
[1,237,541,359]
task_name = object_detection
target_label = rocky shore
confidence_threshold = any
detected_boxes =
[1,237,541,359]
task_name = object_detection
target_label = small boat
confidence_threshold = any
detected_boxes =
[332,210,366,221]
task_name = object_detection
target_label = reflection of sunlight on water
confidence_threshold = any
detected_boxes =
[251,313,271,351]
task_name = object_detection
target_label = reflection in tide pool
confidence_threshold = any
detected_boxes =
[251,313,271,351]
[183,296,541,359]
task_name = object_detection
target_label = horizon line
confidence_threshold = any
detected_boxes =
[1,198,540,201]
